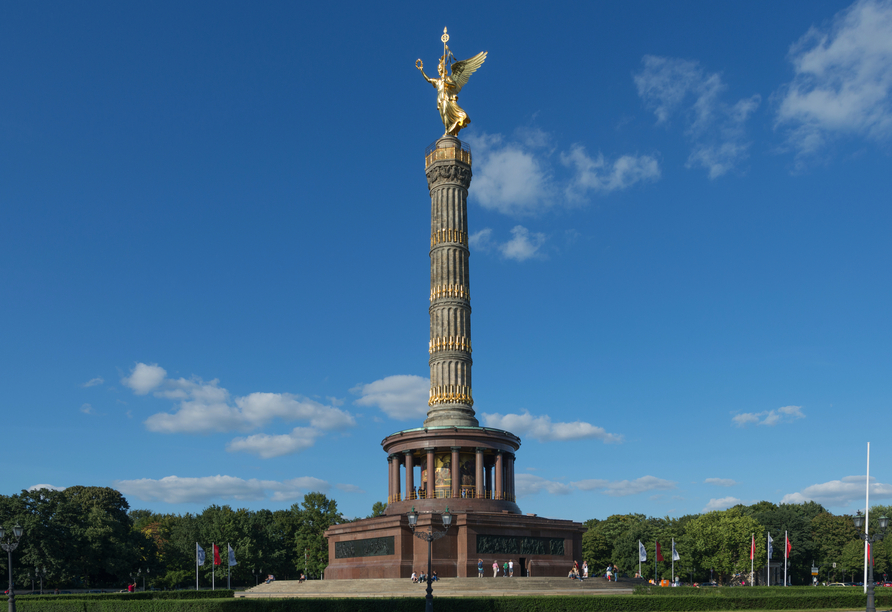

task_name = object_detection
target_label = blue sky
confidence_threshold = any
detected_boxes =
[3,0,891,522]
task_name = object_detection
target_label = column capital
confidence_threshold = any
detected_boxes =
[451,446,462,451]
[403,449,413,455]
[475,447,486,453]
[426,447,435,454]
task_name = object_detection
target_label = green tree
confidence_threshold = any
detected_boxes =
[745,501,824,584]
[292,492,343,579]
[811,512,858,581]
[682,507,765,585]
[368,502,386,518]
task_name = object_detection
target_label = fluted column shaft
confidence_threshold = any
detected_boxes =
[425,136,478,428]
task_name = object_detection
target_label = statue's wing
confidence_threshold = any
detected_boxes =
[451,51,487,94]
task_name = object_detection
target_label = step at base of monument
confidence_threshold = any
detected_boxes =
[239,577,640,598]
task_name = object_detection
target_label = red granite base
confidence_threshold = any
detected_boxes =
[324,511,584,579]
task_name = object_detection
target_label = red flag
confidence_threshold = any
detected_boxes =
[213,544,221,566]
[656,541,664,562]
[868,543,872,565]
[785,535,791,559]
[750,534,755,560]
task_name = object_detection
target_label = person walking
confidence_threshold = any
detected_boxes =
[492,560,499,578]
[503,561,508,577]
[477,559,483,578]
[583,561,589,579]
[509,559,514,577]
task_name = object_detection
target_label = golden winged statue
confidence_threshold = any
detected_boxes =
[416,28,487,137]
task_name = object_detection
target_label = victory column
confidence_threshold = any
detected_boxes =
[323,30,584,579]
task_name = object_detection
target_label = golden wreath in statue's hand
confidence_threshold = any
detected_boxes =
[415,59,423,70]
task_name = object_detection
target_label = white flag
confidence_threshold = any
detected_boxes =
[639,540,647,562]
[197,543,206,566]
[672,540,680,561]
[228,543,237,566]
[767,533,774,559]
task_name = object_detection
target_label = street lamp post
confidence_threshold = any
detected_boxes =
[138,568,150,591]
[1,524,25,612]
[407,507,452,612]
[852,512,889,612]
[34,568,46,596]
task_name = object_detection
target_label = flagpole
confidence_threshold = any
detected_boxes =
[864,442,870,594]
[196,542,199,591]
[228,542,231,590]
[784,531,788,587]
[767,532,770,587]
[750,533,754,586]
[671,539,674,584]
[654,540,657,584]
[212,542,215,591]
[638,541,641,579]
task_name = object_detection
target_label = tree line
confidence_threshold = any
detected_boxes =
[0,487,353,590]
[1,487,888,589]
[583,501,892,584]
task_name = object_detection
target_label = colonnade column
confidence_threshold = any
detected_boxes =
[507,453,515,501]
[426,449,435,499]
[404,451,415,500]
[475,448,484,499]
[451,447,461,498]
[394,454,401,502]
[494,451,503,500]
[387,455,394,503]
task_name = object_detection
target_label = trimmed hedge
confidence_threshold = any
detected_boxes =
[17,591,234,602]
[14,593,892,612]
[632,584,875,597]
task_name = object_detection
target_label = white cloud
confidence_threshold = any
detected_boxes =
[561,145,660,199]
[122,363,167,395]
[82,377,104,388]
[781,475,892,507]
[481,410,623,443]
[135,365,354,435]
[499,226,546,261]
[705,478,738,487]
[703,496,743,512]
[113,475,330,504]
[466,133,553,216]
[352,374,430,420]
[80,403,94,414]
[732,405,805,427]
[469,228,493,251]
[227,427,320,459]
[466,130,659,215]
[515,473,572,497]
[572,476,677,497]
[28,484,66,492]
[471,226,548,262]
[635,55,761,178]
[336,483,365,493]
[776,0,892,161]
